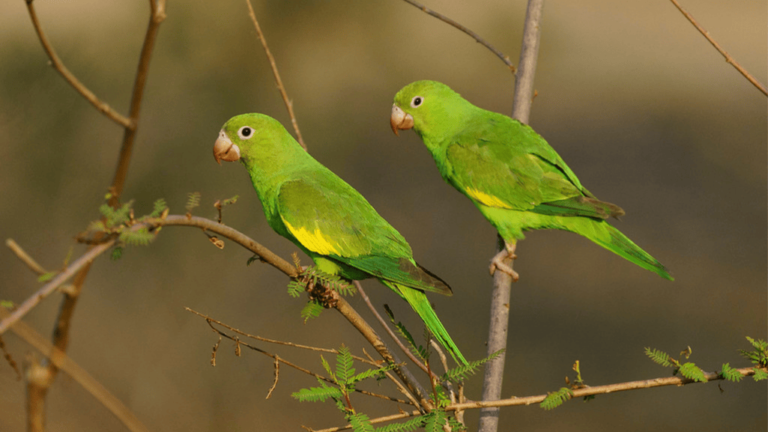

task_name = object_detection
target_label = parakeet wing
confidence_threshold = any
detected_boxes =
[446,116,621,219]
[277,178,452,295]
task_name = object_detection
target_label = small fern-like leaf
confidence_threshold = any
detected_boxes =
[384,305,427,361]
[119,227,154,246]
[105,201,133,228]
[374,415,426,432]
[423,409,447,432]
[678,362,707,383]
[110,246,123,261]
[291,385,343,402]
[540,388,573,410]
[446,416,468,431]
[720,363,743,382]
[186,192,201,214]
[752,367,768,382]
[347,412,374,432]
[740,337,768,367]
[37,271,57,283]
[300,300,324,323]
[336,345,355,384]
[287,280,306,298]
[645,347,674,367]
[442,349,504,383]
[349,363,399,384]
[150,198,168,218]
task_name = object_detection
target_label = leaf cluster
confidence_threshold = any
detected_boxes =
[644,347,707,382]
[738,336,768,381]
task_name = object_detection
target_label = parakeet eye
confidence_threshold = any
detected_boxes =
[238,126,254,140]
[411,96,424,108]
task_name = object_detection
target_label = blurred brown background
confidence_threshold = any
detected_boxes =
[1,0,765,431]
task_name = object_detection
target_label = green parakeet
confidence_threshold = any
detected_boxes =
[213,113,468,365]
[390,80,672,281]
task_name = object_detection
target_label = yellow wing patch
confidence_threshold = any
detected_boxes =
[281,217,341,255]
[464,187,512,209]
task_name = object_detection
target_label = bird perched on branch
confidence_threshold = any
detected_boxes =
[390,80,672,281]
[213,113,468,365]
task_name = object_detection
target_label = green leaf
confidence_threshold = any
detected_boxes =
[540,388,573,410]
[645,347,674,368]
[442,349,504,383]
[336,345,355,384]
[287,280,305,298]
[423,409,447,432]
[186,192,201,214]
[37,271,56,283]
[740,337,768,367]
[678,362,707,383]
[302,266,355,295]
[347,412,374,432]
[119,227,154,246]
[446,416,468,431]
[320,355,335,381]
[349,363,399,384]
[291,385,343,402]
[374,415,425,432]
[753,367,768,382]
[150,198,168,218]
[720,363,743,382]
[110,246,123,261]
[300,300,324,323]
[0,300,15,309]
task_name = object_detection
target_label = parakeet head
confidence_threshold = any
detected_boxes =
[391,80,470,140]
[213,113,301,167]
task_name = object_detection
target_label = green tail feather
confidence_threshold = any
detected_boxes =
[388,283,469,365]
[584,221,673,281]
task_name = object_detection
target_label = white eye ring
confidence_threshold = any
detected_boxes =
[410,96,424,108]
[238,126,254,140]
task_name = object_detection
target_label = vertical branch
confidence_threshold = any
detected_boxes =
[245,0,307,150]
[478,1,544,431]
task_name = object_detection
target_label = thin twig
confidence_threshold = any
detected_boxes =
[400,0,515,72]
[186,307,379,367]
[24,0,133,129]
[0,240,115,335]
[480,2,544,432]
[670,0,767,96]
[0,335,21,379]
[266,356,280,399]
[6,239,47,275]
[362,348,423,410]
[245,0,307,149]
[1,307,152,432]
[355,281,433,377]
[204,318,410,404]
[316,365,765,431]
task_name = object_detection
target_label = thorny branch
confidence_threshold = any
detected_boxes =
[400,0,515,72]
[669,0,767,96]
[316,365,766,432]
[245,0,307,149]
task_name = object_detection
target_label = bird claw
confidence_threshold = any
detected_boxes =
[489,245,519,281]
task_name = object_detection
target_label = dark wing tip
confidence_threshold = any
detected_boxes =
[415,263,453,296]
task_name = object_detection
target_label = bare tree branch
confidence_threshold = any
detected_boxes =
[400,0,515,72]
[480,2,544,431]
[1,306,152,432]
[24,0,133,129]
[245,0,307,149]
[670,0,767,96]
[6,239,48,275]
[0,240,115,335]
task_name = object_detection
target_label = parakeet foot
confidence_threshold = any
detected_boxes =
[489,244,519,281]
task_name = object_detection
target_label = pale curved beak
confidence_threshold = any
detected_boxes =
[213,130,241,164]
[390,104,414,136]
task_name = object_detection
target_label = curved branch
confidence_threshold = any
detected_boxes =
[670,0,767,97]
[25,0,133,129]
[401,0,515,72]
